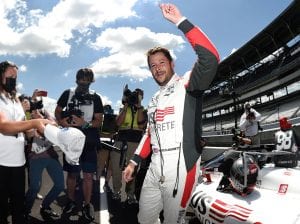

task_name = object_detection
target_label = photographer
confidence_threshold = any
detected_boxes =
[239,102,262,146]
[110,87,146,204]
[55,68,103,222]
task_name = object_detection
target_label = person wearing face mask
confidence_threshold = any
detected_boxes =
[109,87,146,204]
[0,61,55,224]
[55,68,103,222]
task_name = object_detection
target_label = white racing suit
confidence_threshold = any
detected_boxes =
[131,18,219,224]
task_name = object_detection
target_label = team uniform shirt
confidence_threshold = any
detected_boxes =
[131,18,219,224]
[0,94,26,167]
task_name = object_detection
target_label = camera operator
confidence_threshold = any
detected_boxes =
[55,68,103,222]
[239,102,262,146]
[110,87,146,204]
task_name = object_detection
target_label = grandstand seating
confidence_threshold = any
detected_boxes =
[201,0,299,149]
[203,95,300,134]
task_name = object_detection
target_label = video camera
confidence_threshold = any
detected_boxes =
[122,84,139,106]
[231,128,252,147]
[62,97,84,124]
[30,100,44,112]
[29,90,48,112]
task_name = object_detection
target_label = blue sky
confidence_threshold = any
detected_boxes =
[0,0,293,113]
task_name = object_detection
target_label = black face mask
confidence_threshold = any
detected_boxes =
[3,77,16,93]
[77,83,90,93]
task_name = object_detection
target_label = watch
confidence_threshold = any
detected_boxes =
[82,121,92,129]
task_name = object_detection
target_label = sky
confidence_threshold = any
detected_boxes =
[0,0,294,113]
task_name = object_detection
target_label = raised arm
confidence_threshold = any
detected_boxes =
[159,3,183,24]
[160,3,219,92]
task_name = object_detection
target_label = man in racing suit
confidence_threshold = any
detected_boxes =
[123,3,219,224]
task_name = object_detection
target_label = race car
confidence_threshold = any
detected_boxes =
[190,148,300,224]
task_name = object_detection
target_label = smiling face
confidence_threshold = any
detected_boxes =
[147,47,174,87]
[148,52,174,86]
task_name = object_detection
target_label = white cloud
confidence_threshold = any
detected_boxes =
[142,0,161,5]
[16,81,24,92]
[0,0,139,57]
[0,0,186,81]
[18,64,27,72]
[99,95,112,106]
[63,69,72,78]
[90,26,185,80]
[115,100,123,112]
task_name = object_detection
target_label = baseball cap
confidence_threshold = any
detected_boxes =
[44,124,86,165]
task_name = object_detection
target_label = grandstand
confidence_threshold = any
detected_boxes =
[202,0,300,148]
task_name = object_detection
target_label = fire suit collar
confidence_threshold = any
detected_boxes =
[159,74,178,91]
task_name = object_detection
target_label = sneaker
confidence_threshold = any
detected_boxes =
[111,191,121,200]
[40,206,60,220]
[82,203,94,221]
[62,200,77,216]
[126,195,138,205]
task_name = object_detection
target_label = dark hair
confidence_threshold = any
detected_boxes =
[76,68,94,82]
[244,102,251,111]
[135,88,144,96]
[18,94,30,102]
[0,60,18,77]
[146,46,173,68]
[0,61,18,98]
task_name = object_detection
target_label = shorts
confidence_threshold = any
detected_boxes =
[63,129,99,173]
[63,145,97,173]
[63,159,97,173]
